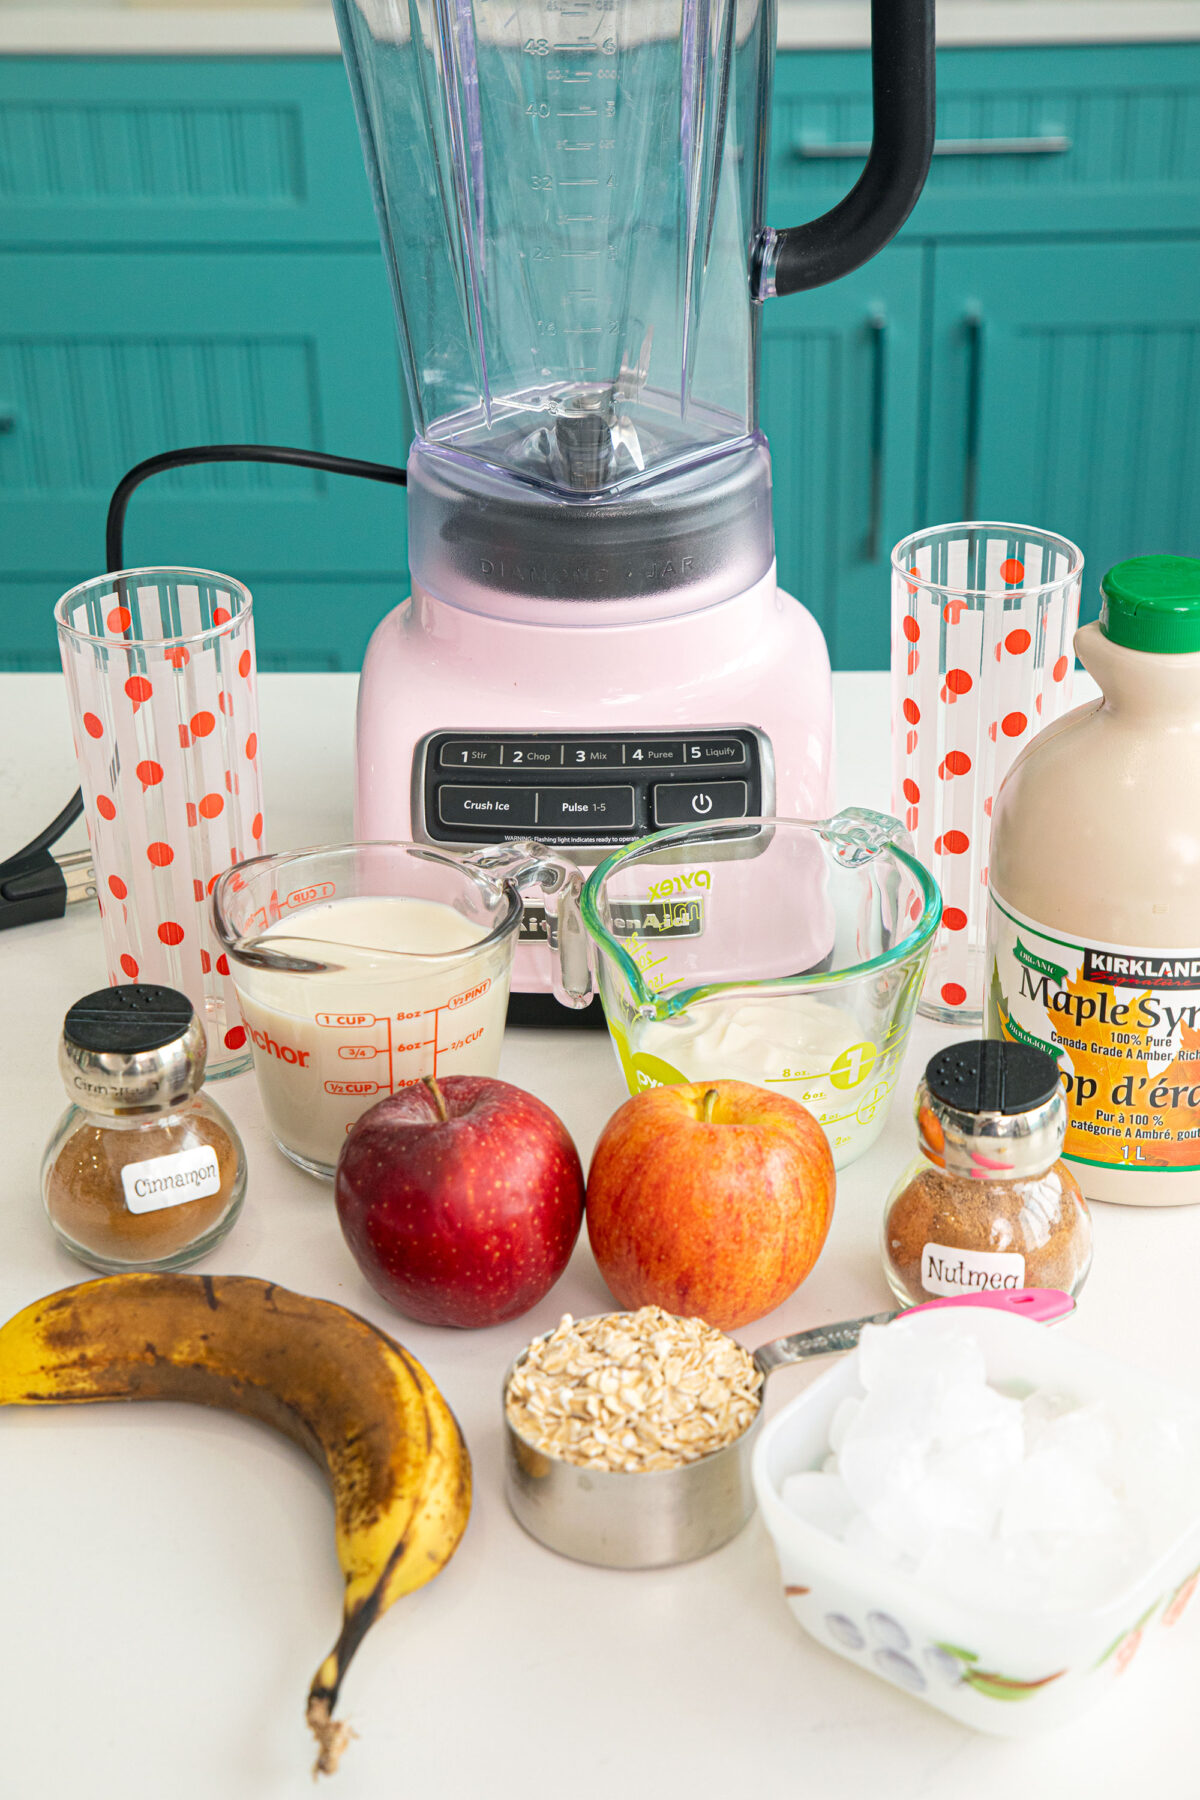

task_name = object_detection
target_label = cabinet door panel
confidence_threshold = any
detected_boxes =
[0,250,410,669]
[760,245,923,669]
[928,241,1200,622]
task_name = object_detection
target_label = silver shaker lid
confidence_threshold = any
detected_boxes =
[60,984,207,1114]
[916,1039,1067,1181]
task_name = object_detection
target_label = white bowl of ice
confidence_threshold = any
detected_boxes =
[752,1309,1200,1732]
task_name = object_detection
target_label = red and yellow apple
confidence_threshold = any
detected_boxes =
[585,1079,835,1331]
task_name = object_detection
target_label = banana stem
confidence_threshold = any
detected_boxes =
[422,1076,450,1123]
[307,1695,356,1778]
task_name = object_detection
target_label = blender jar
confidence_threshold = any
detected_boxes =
[213,840,591,1176]
[577,810,940,1167]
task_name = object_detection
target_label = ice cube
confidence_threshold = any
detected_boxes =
[856,1319,988,1398]
[780,1471,857,1538]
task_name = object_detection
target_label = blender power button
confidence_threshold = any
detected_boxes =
[653,780,748,826]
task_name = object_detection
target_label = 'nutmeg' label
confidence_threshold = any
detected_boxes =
[988,891,1200,1174]
[921,1243,1026,1296]
[121,1145,221,1215]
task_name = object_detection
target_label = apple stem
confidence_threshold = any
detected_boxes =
[701,1087,719,1124]
[422,1076,450,1123]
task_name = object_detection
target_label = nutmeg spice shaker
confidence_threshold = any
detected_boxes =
[41,984,246,1272]
[881,1039,1092,1308]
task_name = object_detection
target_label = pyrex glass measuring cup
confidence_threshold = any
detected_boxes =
[213,840,591,1177]
[577,811,940,1168]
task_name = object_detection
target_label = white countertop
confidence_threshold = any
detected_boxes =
[0,667,1196,1800]
[3,2,1200,54]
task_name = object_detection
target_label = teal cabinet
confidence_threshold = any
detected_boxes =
[926,239,1200,623]
[3,43,1200,670]
[760,246,923,669]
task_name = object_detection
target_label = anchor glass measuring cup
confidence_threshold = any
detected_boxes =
[213,840,591,1176]
[576,811,941,1168]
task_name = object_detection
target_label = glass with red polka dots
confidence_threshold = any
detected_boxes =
[56,568,265,1077]
[890,524,1083,1024]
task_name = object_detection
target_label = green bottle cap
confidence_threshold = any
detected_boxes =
[1100,555,1200,654]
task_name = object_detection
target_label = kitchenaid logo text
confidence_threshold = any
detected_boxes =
[1083,949,1200,991]
[479,557,694,589]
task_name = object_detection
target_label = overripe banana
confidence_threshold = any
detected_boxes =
[0,1273,472,1774]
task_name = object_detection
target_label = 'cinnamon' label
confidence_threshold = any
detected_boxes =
[121,1145,222,1214]
[921,1242,1026,1296]
[988,891,1200,1174]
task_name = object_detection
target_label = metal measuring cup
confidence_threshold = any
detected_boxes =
[502,1290,1073,1569]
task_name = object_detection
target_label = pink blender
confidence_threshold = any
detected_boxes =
[336,0,936,1020]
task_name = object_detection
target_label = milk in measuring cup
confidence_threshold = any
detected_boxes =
[234,896,511,1175]
[631,995,890,1167]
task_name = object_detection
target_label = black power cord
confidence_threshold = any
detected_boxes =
[0,442,407,929]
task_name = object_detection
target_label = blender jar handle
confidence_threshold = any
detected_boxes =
[461,841,594,1011]
[753,0,935,300]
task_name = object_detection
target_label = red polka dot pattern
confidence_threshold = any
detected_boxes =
[107,606,132,633]
[945,668,972,695]
[999,559,1025,584]
[147,841,174,867]
[224,1026,247,1050]
[190,710,215,738]
[1005,628,1031,655]
[83,713,104,738]
[943,907,968,931]
[125,675,152,708]
[245,733,257,759]
[136,760,164,789]
[238,650,252,678]
[252,812,264,840]
[944,750,972,775]
[108,875,127,901]
[212,606,232,625]
[1053,655,1069,681]
[216,954,230,977]
[199,793,224,820]
[165,646,190,670]
[158,921,185,947]
[941,982,967,1006]
[902,699,920,725]
[120,953,139,979]
[1002,711,1027,738]
[902,615,920,643]
[96,795,116,821]
[902,778,920,803]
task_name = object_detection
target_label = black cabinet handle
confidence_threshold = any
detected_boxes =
[962,308,985,520]
[865,311,887,561]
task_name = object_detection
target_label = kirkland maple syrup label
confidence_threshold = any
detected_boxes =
[988,892,1200,1173]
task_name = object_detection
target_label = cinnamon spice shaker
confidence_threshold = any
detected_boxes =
[41,984,246,1271]
[881,1039,1092,1308]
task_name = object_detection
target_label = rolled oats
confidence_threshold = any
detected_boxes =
[505,1307,763,1472]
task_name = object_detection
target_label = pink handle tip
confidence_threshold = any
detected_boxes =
[910,1288,1075,1325]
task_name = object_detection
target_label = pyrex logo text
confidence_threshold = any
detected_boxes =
[646,870,711,903]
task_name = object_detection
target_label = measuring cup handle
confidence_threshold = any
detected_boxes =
[461,841,594,1011]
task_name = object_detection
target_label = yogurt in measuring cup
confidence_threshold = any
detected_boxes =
[629,994,890,1167]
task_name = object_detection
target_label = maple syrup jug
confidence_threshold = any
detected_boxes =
[987,556,1200,1205]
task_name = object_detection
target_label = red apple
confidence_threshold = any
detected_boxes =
[586,1079,835,1331]
[335,1075,584,1328]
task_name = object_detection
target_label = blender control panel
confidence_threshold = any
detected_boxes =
[415,728,769,850]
